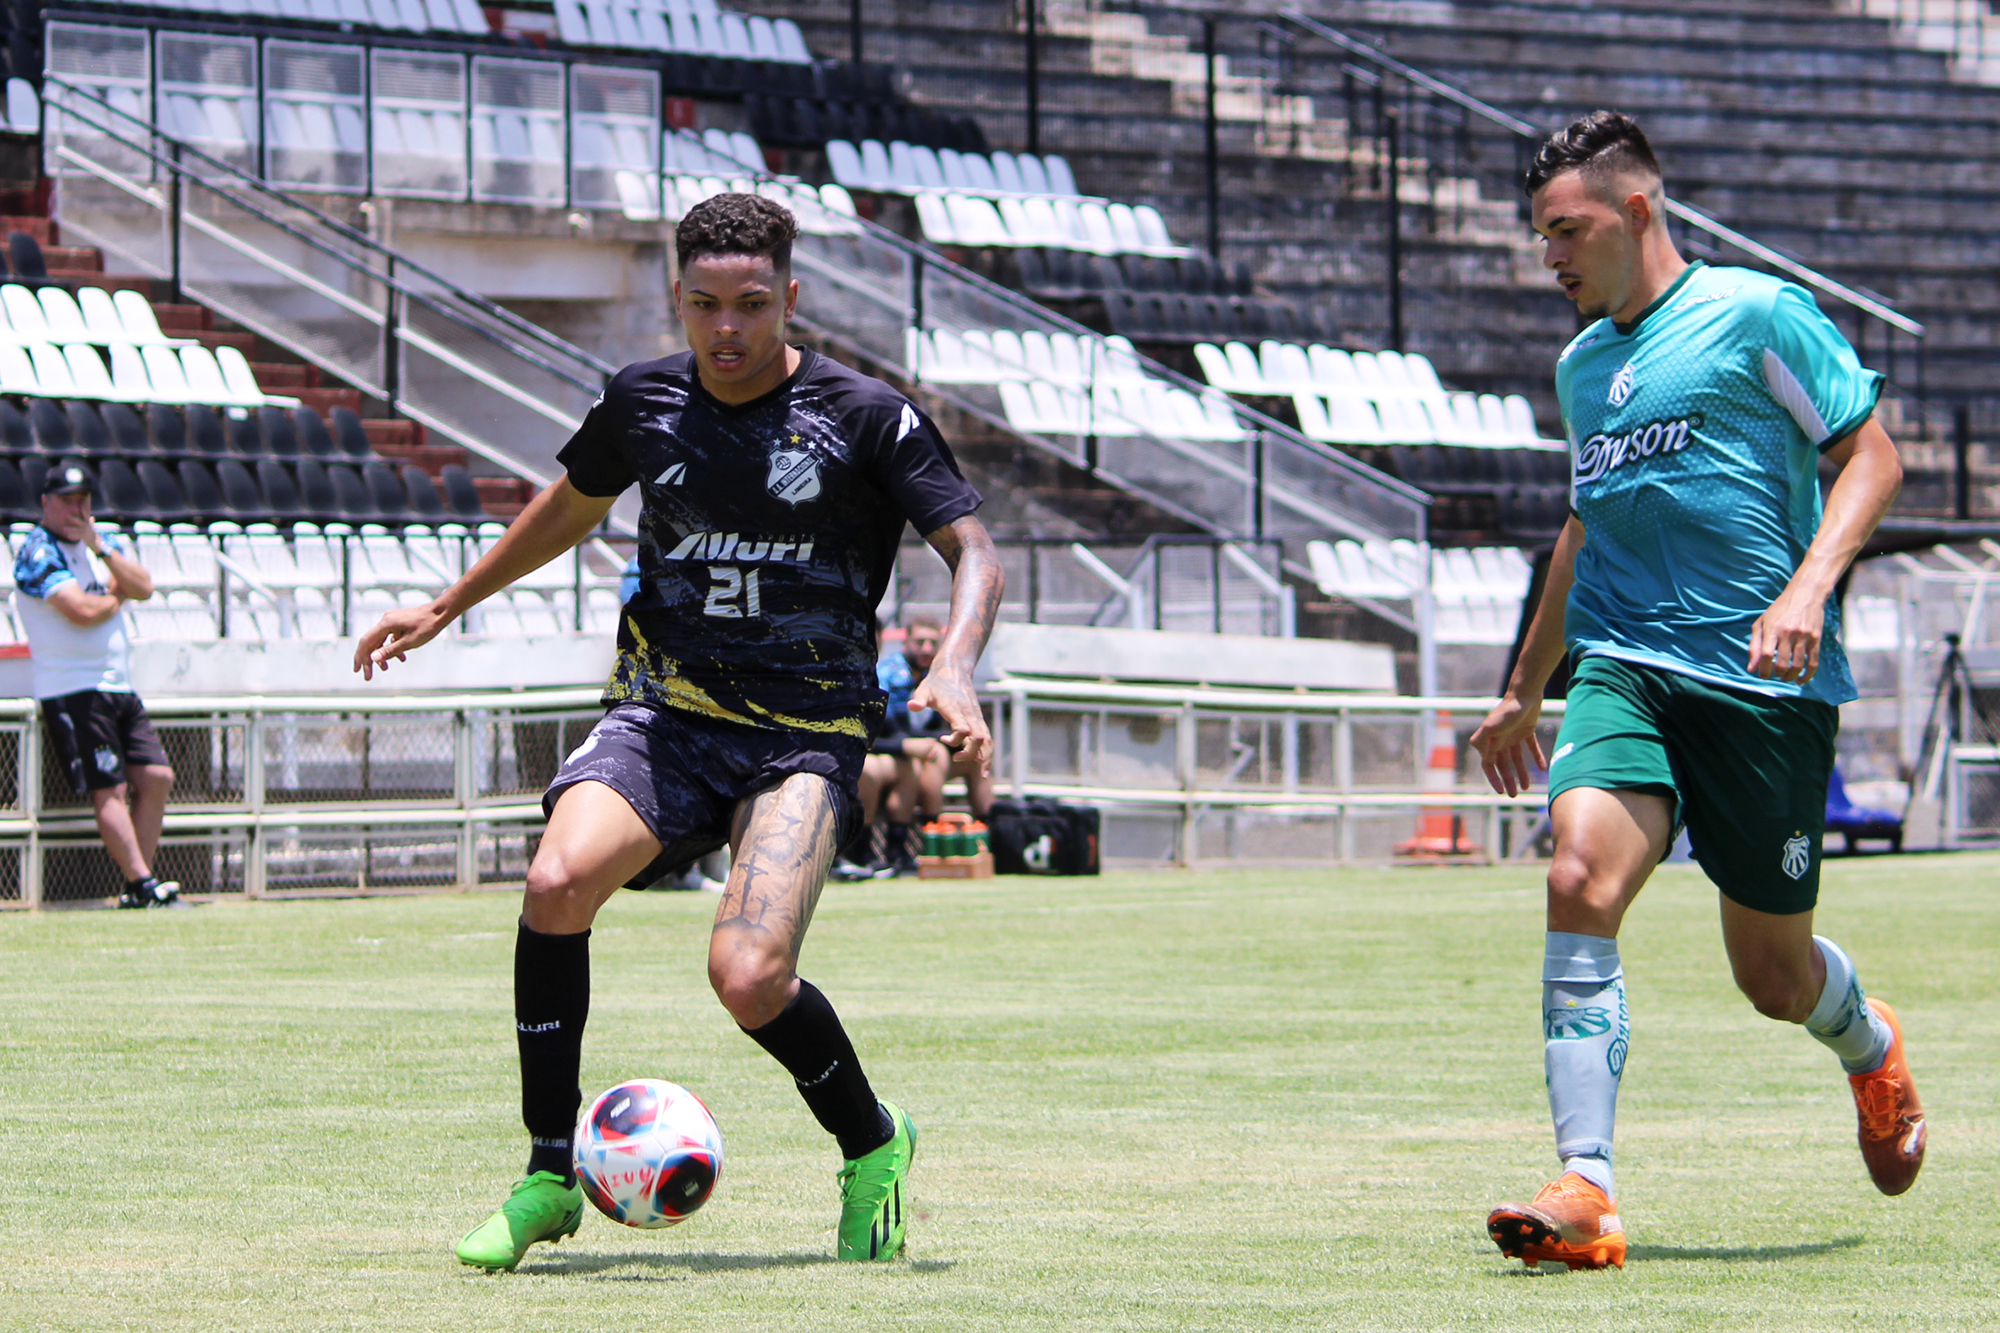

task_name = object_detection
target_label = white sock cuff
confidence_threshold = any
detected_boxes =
[1807,935,1857,1032]
[1544,931,1623,985]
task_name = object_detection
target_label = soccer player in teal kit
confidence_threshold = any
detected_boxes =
[1470,112,1924,1270]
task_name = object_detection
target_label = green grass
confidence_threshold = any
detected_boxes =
[2,853,1996,1332]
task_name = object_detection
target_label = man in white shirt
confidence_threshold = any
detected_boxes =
[14,464,180,908]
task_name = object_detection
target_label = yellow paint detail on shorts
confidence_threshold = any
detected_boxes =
[603,614,869,737]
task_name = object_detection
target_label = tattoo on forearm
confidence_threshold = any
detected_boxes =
[714,775,841,960]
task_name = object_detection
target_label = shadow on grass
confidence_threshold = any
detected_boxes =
[1628,1236,1865,1265]
[520,1251,956,1280]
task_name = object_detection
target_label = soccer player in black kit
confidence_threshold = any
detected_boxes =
[354,193,1004,1270]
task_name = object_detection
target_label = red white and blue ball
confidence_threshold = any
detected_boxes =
[573,1079,724,1228]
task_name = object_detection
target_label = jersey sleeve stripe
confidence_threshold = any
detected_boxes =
[1760,348,1829,445]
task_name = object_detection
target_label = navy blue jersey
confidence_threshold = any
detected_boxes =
[558,346,982,738]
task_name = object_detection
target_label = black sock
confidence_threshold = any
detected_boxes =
[741,978,894,1159]
[516,919,590,1184]
[884,823,911,863]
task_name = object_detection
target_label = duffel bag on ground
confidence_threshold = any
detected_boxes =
[988,797,1100,875]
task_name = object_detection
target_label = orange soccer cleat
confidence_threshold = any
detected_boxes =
[1849,998,1927,1196]
[1486,1172,1627,1271]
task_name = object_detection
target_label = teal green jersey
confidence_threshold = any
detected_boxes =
[1556,262,1881,706]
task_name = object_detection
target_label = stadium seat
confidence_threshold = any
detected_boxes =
[65,401,112,457]
[216,458,264,514]
[294,459,340,522]
[103,396,150,454]
[227,410,264,458]
[26,397,65,453]
[185,405,228,458]
[440,464,484,519]
[0,458,27,520]
[257,460,306,522]
[295,407,339,459]
[8,232,45,282]
[99,457,148,520]
[404,465,448,518]
[327,464,375,522]
[148,403,188,457]
[137,459,189,522]
[331,407,373,460]
[18,455,45,502]
[178,459,228,519]
[364,461,412,521]
[259,405,299,457]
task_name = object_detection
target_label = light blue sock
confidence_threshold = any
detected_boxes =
[1543,931,1627,1198]
[1806,936,1892,1075]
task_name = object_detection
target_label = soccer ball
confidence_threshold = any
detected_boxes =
[572,1079,724,1229]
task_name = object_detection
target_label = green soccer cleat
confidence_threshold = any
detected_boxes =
[836,1101,917,1262]
[455,1171,585,1272]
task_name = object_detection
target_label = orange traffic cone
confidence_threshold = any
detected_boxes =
[1397,711,1480,856]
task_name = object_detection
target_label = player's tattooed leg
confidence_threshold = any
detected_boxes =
[709,773,841,1026]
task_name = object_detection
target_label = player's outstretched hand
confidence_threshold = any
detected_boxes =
[353,601,453,681]
[1748,589,1823,684]
[1469,693,1547,797]
[910,668,992,773]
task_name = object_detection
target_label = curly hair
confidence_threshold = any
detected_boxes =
[675,192,798,271]
[1523,110,1662,198]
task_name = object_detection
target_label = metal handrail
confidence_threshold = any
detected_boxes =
[44,75,620,384]
[665,126,1433,518]
[1275,8,1928,340]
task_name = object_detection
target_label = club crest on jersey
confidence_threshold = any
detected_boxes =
[1781,832,1812,881]
[1607,362,1636,407]
[766,448,821,505]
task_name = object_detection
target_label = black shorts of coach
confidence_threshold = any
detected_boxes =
[543,701,868,889]
[42,689,171,797]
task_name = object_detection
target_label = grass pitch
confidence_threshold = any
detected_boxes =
[2,853,1997,1332]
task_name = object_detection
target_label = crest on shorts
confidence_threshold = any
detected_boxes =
[766,448,821,505]
[1607,362,1636,407]
[92,745,121,777]
[1781,832,1812,881]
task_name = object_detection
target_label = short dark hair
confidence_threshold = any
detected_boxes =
[1523,110,1662,198]
[676,192,798,271]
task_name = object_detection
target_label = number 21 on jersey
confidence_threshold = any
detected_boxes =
[704,565,762,618]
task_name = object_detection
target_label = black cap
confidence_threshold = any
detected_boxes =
[41,464,92,498]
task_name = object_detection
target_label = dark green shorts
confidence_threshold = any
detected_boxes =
[1546,654,1838,915]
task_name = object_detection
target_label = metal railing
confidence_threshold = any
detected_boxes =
[0,679,1584,905]
[41,77,633,527]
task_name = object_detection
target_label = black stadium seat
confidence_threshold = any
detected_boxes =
[178,459,226,519]
[27,398,67,454]
[99,457,148,520]
[258,406,298,458]
[440,464,484,519]
[293,459,338,522]
[0,458,27,520]
[8,231,47,283]
[66,401,112,457]
[363,460,410,521]
[137,459,189,522]
[0,400,28,454]
[327,464,374,522]
[18,456,46,501]
[102,403,149,456]
[148,403,187,457]
[226,410,263,458]
[185,405,228,457]
[257,460,305,521]
[330,407,372,461]
[216,458,263,515]
[294,408,337,459]
[403,465,446,519]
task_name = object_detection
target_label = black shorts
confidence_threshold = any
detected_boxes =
[42,689,171,796]
[544,702,867,888]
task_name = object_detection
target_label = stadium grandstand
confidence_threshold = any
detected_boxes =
[0,0,1983,903]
